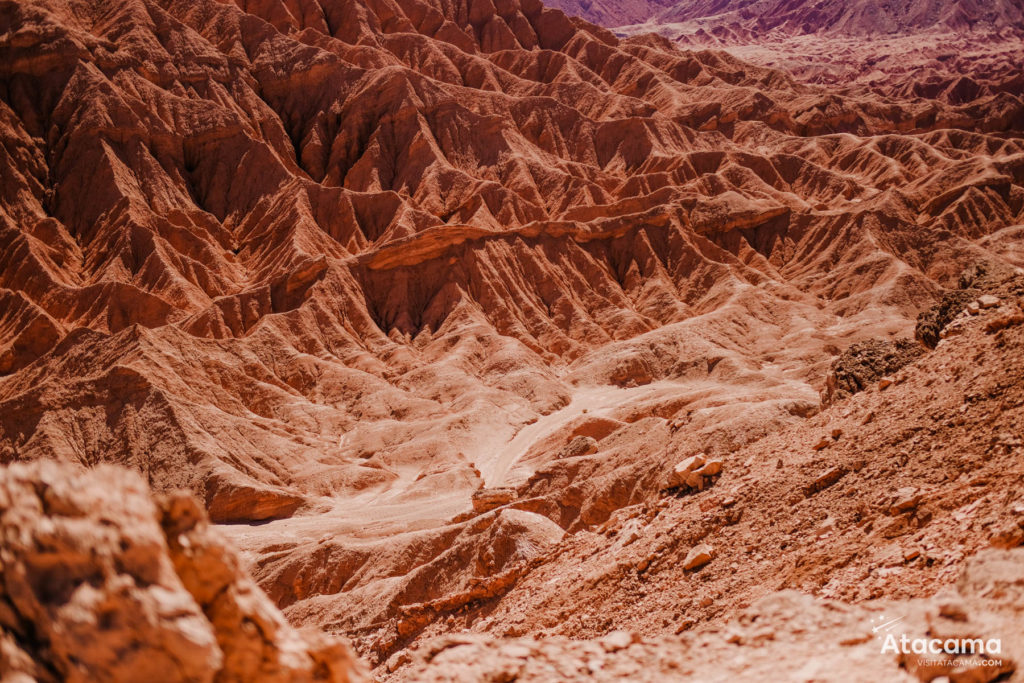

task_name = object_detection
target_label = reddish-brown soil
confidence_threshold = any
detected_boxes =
[1,0,1023,679]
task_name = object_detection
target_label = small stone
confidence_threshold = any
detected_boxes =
[386,650,412,672]
[722,497,737,508]
[805,466,846,495]
[617,519,643,546]
[861,411,875,425]
[966,301,981,315]
[879,377,894,390]
[903,548,921,562]
[674,619,695,634]
[599,630,633,652]
[816,518,836,538]
[889,487,922,514]
[812,437,831,451]
[699,596,714,608]
[684,543,714,570]
[831,428,843,439]
[978,294,1000,309]
[996,433,1022,447]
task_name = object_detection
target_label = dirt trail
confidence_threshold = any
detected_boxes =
[480,384,668,487]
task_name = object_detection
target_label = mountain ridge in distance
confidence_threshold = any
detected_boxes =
[550,0,1024,36]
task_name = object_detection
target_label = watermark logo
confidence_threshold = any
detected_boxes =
[871,614,1001,656]
[871,614,905,641]
[870,613,1007,675]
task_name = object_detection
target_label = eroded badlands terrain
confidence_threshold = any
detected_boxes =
[575,0,1024,116]
[1,0,1023,679]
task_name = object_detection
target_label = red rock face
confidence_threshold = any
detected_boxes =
[0,461,366,682]
[1,0,1024,676]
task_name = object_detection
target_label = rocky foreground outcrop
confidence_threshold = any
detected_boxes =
[395,548,1024,681]
[0,461,365,682]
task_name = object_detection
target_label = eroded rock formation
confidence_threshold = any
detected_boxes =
[0,460,366,682]
[1,0,1024,677]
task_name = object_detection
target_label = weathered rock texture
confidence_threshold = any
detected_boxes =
[916,288,981,348]
[0,461,366,683]
[371,271,1024,676]
[1,0,1024,676]
[822,338,924,404]
[394,547,1024,681]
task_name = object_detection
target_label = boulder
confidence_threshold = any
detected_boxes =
[694,459,723,477]
[669,454,706,487]
[477,509,565,576]
[685,470,705,490]
[204,474,306,523]
[0,461,366,683]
